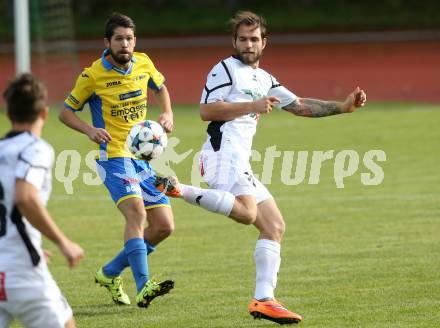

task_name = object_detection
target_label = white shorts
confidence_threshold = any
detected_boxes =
[0,279,72,328]
[200,149,272,204]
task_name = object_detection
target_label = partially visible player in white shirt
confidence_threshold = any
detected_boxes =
[155,11,366,325]
[0,74,84,328]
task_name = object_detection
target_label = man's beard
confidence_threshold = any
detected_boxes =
[235,50,262,66]
[109,49,132,65]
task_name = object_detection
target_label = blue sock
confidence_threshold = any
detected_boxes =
[102,239,156,278]
[125,238,149,292]
[145,239,156,255]
[102,248,127,277]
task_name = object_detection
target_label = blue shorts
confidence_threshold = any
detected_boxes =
[96,157,170,209]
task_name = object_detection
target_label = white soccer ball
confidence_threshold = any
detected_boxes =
[127,120,168,161]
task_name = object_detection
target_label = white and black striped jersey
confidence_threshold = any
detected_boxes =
[200,56,297,160]
[0,131,55,288]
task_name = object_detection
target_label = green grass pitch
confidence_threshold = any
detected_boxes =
[1,102,439,327]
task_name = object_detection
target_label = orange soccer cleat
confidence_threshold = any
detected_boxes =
[248,298,302,325]
[154,176,182,198]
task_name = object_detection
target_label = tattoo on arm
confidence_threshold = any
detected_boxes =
[283,98,345,117]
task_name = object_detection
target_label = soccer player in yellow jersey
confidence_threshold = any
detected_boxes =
[59,13,174,308]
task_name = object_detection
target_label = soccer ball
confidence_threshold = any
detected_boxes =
[127,120,168,161]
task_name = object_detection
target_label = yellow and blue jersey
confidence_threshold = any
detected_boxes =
[64,49,165,159]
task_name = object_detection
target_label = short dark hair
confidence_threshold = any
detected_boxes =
[105,13,136,40]
[229,11,267,40]
[3,73,47,123]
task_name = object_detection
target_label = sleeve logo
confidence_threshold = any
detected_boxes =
[67,94,80,105]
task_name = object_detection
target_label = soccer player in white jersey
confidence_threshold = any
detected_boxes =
[0,74,84,328]
[156,11,366,325]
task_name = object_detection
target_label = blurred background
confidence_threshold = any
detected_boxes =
[1,5,439,327]
[0,0,439,105]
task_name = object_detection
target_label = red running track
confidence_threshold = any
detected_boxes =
[0,41,439,106]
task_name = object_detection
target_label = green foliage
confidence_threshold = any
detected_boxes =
[71,1,440,37]
[1,102,440,327]
[1,1,440,41]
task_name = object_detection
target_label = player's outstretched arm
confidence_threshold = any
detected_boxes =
[200,97,280,121]
[15,179,84,267]
[153,85,174,133]
[59,108,112,144]
[283,87,366,117]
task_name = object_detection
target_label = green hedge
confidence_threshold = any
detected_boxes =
[1,0,440,41]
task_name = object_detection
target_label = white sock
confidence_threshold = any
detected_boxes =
[180,184,235,216]
[254,239,281,300]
